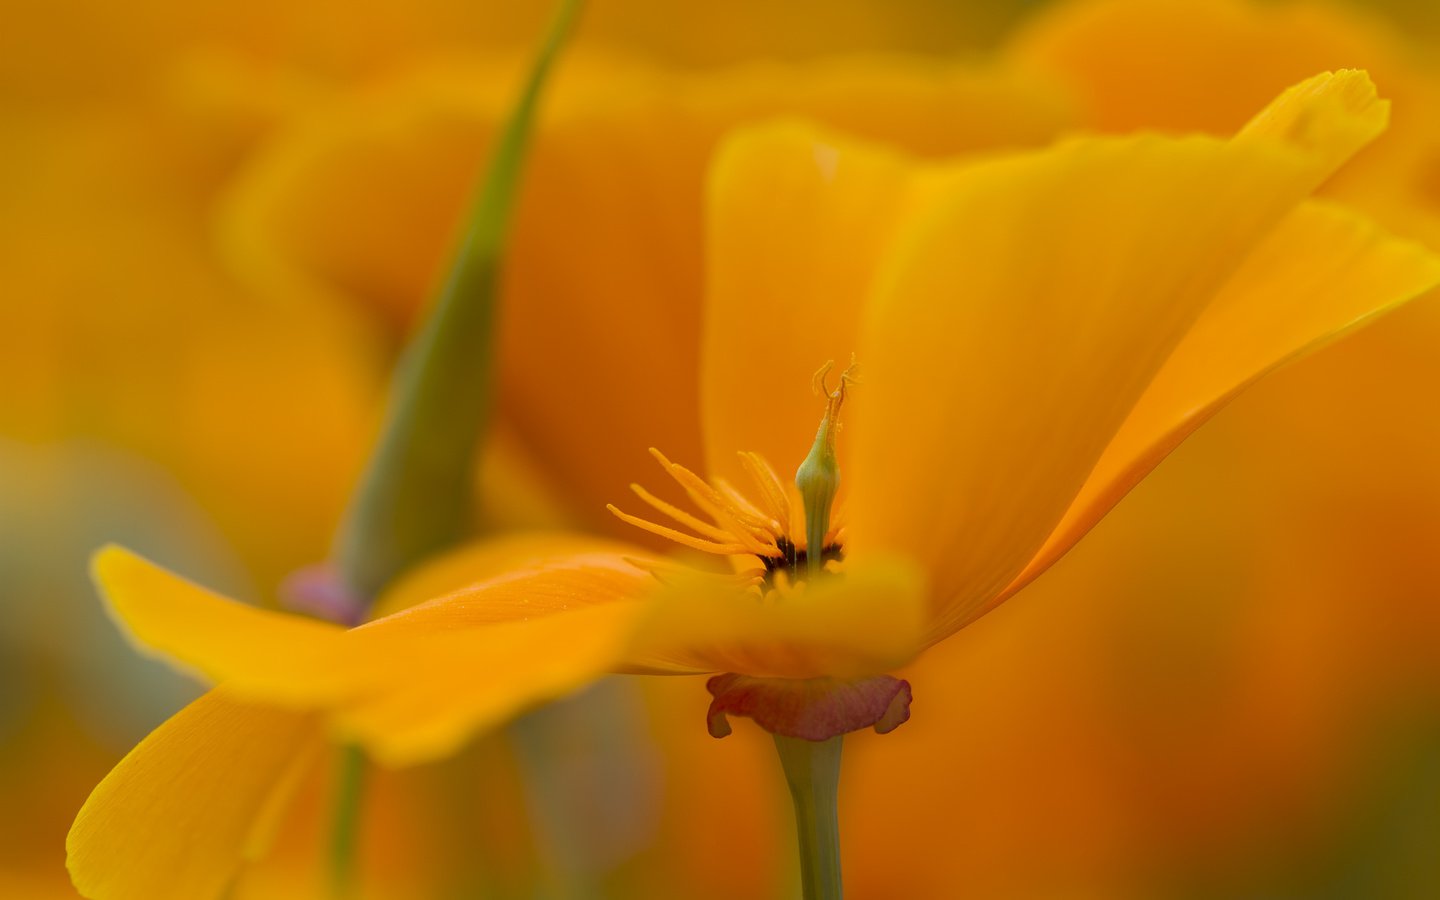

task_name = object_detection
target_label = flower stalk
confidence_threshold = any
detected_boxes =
[322,0,583,894]
[774,735,845,900]
[327,745,367,899]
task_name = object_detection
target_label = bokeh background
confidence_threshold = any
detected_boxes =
[5,0,1440,896]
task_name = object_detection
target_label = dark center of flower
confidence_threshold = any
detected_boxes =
[759,536,846,585]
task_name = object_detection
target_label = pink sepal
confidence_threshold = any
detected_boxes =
[705,673,912,741]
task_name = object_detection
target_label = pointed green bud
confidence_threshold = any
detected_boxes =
[795,360,855,579]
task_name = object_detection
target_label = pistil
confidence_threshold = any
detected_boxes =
[794,360,856,579]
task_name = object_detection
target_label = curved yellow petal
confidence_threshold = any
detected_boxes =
[1004,0,1440,249]
[354,549,656,639]
[688,56,1074,159]
[508,60,1070,528]
[850,73,1389,643]
[320,544,662,765]
[68,690,323,900]
[370,531,648,617]
[329,601,650,766]
[1007,0,1410,136]
[701,122,916,486]
[627,554,928,680]
[93,544,348,694]
[94,543,663,766]
[1233,70,1388,193]
[991,200,1440,617]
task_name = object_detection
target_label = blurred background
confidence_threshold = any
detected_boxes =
[5,0,1440,897]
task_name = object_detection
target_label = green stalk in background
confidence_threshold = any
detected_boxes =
[335,0,583,604]
[325,1,585,894]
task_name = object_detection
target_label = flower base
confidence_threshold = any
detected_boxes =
[705,673,912,741]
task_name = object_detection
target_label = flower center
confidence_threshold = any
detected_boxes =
[607,360,856,593]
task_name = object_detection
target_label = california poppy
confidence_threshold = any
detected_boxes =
[71,70,1440,897]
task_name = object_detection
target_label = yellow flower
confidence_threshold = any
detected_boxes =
[70,69,1440,898]
[53,51,1073,900]
[624,4,1440,895]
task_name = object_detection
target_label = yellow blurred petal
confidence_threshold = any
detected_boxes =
[316,542,662,765]
[223,58,1071,537]
[628,554,928,680]
[95,543,664,766]
[1007,0,1409,136]
[997,200,1440,613]
[329,601,650,766]
[357,546,657,638]
[1003,0,1440,250]
[1233,70,1388,191]
[701,122,915,486]
[92,544,348,693]
[371,531,646,617]
[686,56,1074,160]
[221,58,700,540]
[506,59,1071,532]
[851,122,1363,643]
[67,690,322,900]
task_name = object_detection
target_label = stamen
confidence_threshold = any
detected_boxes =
[712,476,769,520]
[628,483,736,544]
[627,556,765,591]
[606,504,755,555]
[609,430,849,590]
[651,449,780,549]
[738,451,792,535]
[714,477,783,535]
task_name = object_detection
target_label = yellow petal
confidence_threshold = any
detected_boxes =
[1233,70,1388,192]
[338,604,652,765]
[315,543,663,765]
[628,554,928,680]
[68,690,323,900]
[688,56,1074,160]
[850,72,1384,642]
[995,200,1440,616]
[94,543,662,766]
[1004,0,1440,249]
[496,58,1073,534]
[93,543,348,694]
[224,58,1071,537]
[701,122,917,486]
[1007,0,1409,136]
[370,530,647,617]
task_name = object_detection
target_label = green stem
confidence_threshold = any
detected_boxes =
[322,0,585,894]
[328,744,367,899]
[774,735,844,900]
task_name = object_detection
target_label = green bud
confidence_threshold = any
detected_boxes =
[795,360,854,579]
